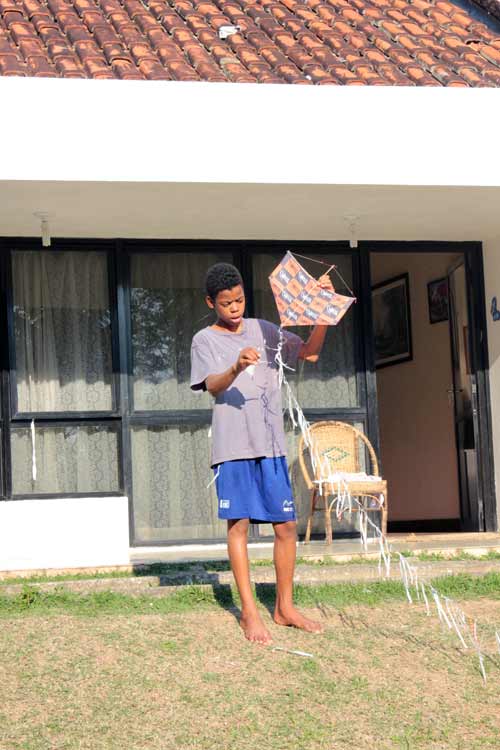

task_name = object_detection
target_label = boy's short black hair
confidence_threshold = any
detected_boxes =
[205,263,243,300]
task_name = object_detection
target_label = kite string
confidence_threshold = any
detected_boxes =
[331,266,356,299]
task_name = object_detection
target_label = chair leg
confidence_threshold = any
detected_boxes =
[305,488,317,544]
[324,496,333,546]
[382,487,388,537]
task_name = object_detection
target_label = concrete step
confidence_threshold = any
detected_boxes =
[2,558,500,597]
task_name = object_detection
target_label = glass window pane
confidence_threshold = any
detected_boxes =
[11,424,120,495]
[12,251,113,413]
[131,424,226,542]
[252,253,358,408]
[131,252,232,411]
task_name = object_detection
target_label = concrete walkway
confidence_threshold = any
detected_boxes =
[2,532,500,582]
[130,531,500,566]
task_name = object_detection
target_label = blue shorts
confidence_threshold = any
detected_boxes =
[214,456,296,523]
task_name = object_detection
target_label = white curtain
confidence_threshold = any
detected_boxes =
[131,252,232,412]
[131,424,226,542]
[11,425,119,495]
[13,251,112,413]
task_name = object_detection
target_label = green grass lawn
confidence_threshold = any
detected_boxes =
[1,574,500,750]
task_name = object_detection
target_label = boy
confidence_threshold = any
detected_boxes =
[190,262,332,645]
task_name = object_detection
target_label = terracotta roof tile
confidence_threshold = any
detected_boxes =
[483,64,500,83]
[0,0,499,84]
[54,53,84,73]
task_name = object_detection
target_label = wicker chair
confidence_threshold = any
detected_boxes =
[298,421,388,545]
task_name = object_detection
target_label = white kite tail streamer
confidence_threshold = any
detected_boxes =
[30,418,37,482]
[206,465,220,489]
[274,322,498,680]
[443,597,468,650]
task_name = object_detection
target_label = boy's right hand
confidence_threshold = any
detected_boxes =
[235,347,260,374]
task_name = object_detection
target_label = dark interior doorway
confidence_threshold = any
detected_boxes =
[369,244,494,534]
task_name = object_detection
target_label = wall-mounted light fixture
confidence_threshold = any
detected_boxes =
[343,215,359,249]
[34,212,51,247]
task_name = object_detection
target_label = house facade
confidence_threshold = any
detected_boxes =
[1,0,500,570]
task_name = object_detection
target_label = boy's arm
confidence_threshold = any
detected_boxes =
[205,347,260,397]
[298,273,334,363]
[298,325,328,363]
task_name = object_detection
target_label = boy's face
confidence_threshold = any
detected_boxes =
[207,284,245,328]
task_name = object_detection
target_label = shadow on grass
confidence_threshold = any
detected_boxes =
[130,562,280,620]
[205,581,279,623]
[208,582,278,627]
[131,561,232,579]
[211,583,237,614]
[255,582,277,616]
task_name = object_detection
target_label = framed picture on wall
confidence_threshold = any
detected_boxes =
[372,273,413,369]
[427,277,449,324]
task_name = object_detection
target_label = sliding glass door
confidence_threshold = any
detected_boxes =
[128,251,231,543]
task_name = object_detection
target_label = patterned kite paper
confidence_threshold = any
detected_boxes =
[269,251,355,327]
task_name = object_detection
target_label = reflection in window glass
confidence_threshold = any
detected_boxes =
[252,253,358,409]
[11,424,120,495]
[131,424,226,542]
[12,251,113,413]
[131,253,232,411]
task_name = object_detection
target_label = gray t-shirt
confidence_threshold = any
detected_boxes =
[190,318,303,466]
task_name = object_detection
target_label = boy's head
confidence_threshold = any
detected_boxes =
[205,263,245,328]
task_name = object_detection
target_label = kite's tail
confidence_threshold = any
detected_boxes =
[275,328,496,681]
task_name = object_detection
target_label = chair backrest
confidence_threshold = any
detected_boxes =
[309,421,359,476]
[298,421,379,487]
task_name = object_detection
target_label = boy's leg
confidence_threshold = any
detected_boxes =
[227,518,272,645]
[272,520,323,633]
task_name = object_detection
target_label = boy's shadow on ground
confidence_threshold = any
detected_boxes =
[212,582,276,622]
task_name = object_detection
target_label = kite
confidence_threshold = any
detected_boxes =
[269,251,355,327]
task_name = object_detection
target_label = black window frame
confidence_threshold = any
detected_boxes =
[7,240,120,420]
[0,238,123,500]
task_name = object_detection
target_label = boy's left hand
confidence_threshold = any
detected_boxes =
[318,273,335,293]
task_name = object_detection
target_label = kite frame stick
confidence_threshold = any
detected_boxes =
[289,252,356,298]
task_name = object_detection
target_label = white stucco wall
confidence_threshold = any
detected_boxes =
[1,78,500,187]
[0,496,130,572]
[483,240,500,527]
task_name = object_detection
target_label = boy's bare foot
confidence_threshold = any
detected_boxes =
[273,606,324,633]
[240,610,273,645]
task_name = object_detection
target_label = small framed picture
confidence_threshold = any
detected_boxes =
[427,277,449,324]
[372,273,413,369]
